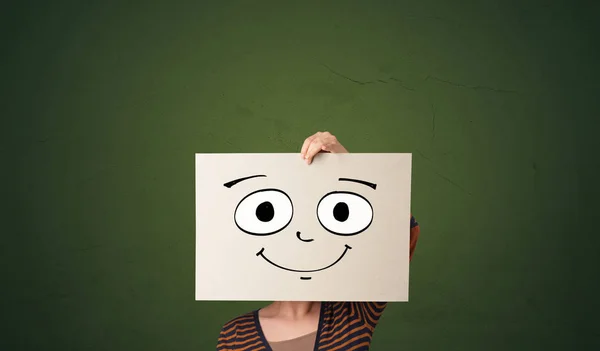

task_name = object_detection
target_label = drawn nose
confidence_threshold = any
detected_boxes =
[296,231,314,243]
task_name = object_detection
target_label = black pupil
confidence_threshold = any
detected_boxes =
[256,202,275,222]
[333,202,349,222]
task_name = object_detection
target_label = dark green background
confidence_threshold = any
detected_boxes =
[2,0,598,350]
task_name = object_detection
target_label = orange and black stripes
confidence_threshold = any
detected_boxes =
[216,215,421,351]
[316,302,377,350]
[217,314,266,351]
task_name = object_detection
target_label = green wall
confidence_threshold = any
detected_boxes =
[2,0,597,350]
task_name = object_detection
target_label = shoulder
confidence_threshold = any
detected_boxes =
[319,302,384,342]
[220,311,256,333]
[217,311,259,350]
[322,301,365,322]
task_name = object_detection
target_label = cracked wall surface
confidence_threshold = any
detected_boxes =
[1,0,598,350]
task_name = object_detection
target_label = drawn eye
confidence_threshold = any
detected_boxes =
[234,189,293,235]
[316,191,373,236]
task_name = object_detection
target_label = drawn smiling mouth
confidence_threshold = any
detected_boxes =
[256,244,352,273]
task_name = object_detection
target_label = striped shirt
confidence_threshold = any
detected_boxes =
[217,216,421,351]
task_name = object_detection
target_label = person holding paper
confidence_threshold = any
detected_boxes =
[216,131,421,351]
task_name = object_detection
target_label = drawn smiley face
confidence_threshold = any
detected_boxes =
[195,153,412,302]
[225,175,376,280]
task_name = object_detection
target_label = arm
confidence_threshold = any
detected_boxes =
[409,215,421,261]
[354,215,421,331]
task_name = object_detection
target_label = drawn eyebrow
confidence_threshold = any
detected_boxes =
[338,178,377,190]
[223,175,266,188]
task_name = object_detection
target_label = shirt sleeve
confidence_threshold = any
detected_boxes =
[409,215,420,261]
[353,214,421,331]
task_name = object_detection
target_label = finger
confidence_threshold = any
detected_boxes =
[300,134,318,157]
[319,135,337,152]
[305,139,324,164]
